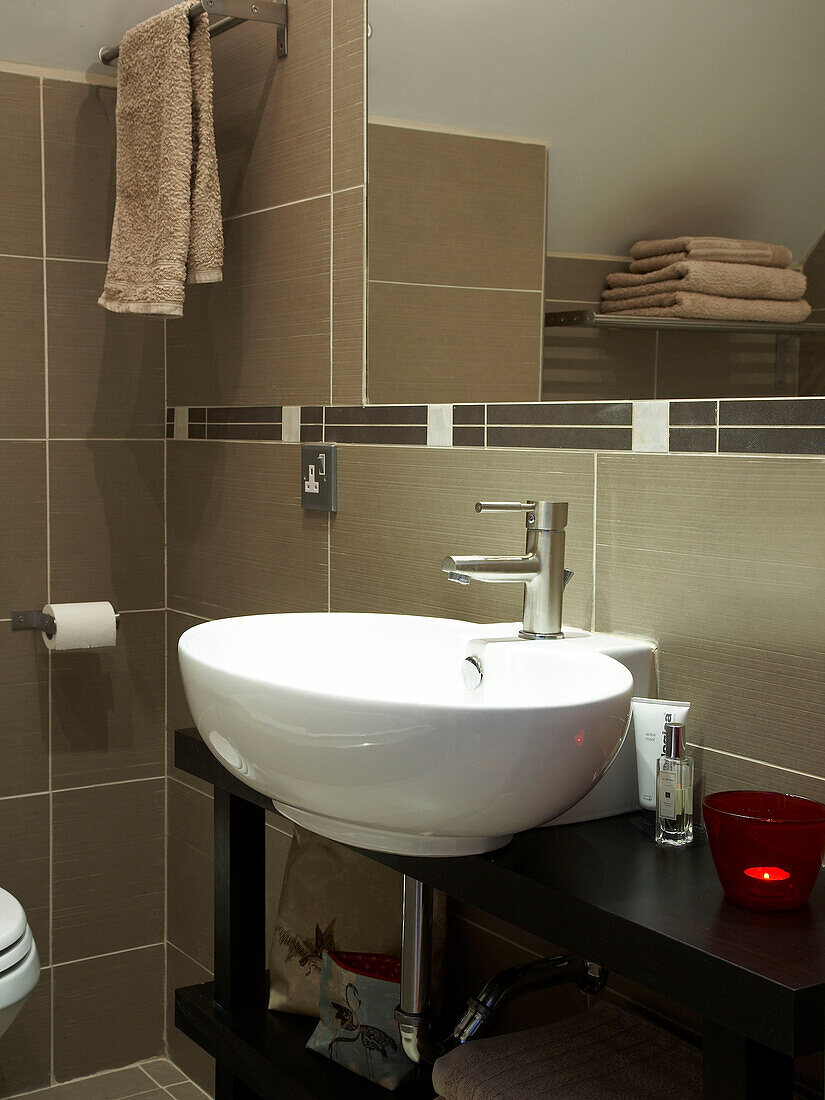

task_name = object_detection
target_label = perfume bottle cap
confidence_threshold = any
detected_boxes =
[664,721,685,758]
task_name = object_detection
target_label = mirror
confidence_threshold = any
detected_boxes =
[366,0,825,404]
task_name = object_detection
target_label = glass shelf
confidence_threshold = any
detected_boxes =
[545,309,825,336]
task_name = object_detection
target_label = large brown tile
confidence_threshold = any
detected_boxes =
[329,446,594,628]
[51,611,165,789]
[53,945,164,1079]
[332,187,365,404]
[52,780,164,962]
[168,779,213,971]
[43,81,116,261]
[0,965,51,1099]
[692,746,825,811]
[656,330,798,399]
[47,262,165,439]
[212,0,330,217]
[0,796,50,965]
[0,73,42,257]
[368,282,543,404]
[594,454,825,775]
[368,123,545,290]
[545,255,625,302]
[167,442,328,618]
[543,301,657,401]
[36,1065,160,1100]
[332,0,365,191]
[0,258,45,438]
[166,199,331,406]
[167,611,211,791]
[166,945,214,1094]
[0,442,47,611]
[0,631,49,798]
[49,441,164,610]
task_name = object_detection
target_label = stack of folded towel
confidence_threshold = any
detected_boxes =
[600,236,810,323]
[431,1004,701,1099]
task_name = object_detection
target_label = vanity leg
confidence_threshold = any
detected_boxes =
[213,788,267,1100]
[702,1019,794,1099]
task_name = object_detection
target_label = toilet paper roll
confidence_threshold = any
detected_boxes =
[42,602,118,651]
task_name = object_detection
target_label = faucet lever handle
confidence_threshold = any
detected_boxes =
[475,501,534,513]
[475,500,568,531]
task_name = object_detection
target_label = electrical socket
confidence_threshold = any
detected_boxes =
[301,444,338,512]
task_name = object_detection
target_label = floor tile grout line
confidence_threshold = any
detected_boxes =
[6,1057,197,1099]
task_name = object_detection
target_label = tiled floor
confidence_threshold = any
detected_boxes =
[10,1060,210,1100]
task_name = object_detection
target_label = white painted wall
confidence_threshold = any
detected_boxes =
[368,0,825,260]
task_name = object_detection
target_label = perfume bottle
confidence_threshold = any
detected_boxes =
[655,721,694,847]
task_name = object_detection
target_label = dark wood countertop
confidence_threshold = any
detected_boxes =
[176,727,825,1057]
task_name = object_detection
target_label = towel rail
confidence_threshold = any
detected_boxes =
[98,0,287,66]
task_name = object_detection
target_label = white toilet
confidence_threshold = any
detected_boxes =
[0,887,40,1039]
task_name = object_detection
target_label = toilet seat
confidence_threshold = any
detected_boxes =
[0,889,26,954]
[0,925,33,976]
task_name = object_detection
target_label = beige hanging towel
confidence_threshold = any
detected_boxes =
[99,1,223,317]
[599,291,811,323]
[603,260,806,302]
[629,236,792,275]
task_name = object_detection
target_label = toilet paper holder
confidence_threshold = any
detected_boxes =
[10,608,120,638]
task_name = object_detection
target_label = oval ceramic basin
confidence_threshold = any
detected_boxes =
[179,613,634,856]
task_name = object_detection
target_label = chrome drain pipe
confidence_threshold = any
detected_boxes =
[395,874,607,1066]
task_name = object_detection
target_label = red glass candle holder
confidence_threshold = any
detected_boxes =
[703,791,825,911]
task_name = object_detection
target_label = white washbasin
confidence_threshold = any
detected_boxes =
[179,613,634,856]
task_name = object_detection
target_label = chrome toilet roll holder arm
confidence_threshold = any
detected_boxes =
[10,608,120,638]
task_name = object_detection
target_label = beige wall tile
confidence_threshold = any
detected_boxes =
[0,631,49,798]
[49,441,164,611]
[167,611,211,792]
[168,779,213,972]
[0,965,51,1099]
[47,262,164,439]
[0,258,45,438]
[0,72,42,257]
[368,124,545,290]
[594,454,825,776]
[166,945,214,1094]
[43,81,116,262]
[332,187,365,405]
[332,0,366,191]
[691,746,825,812]
[0,442,47,611]
[329,446,594,628]
[52,781,165,963]
[656,330,798,399]
[543,302,657,402]
[545,256,623,302]
[167,442,328,619]
[212,0,331,217]
[0,796,50,965]
[51,611,165,789]
[368,282,542,404]
[166,199,331,407]
[53,945,164,1079]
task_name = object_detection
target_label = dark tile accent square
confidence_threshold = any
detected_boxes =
[188,408,207,424]
[167,408,175,423]
[188,424,206,440]
[325,405,428,425]
[453,404,484,425]
[718,427,825,455]
[720,398,825,427]
[51,611,165,788]
[53,780,164,962]
[206,423,282,441]
[207,406,281,424]
[300,425,323,442]
[487,402,633,427]
[0,73,42,256]
[166,424,175,439]
[301,406,323,424]
[487,425,633,450]
[669,428,718,453]
[53,945,163,1079]
[325,424,429,445]
[669,401,718,428]
[453,426,485,447]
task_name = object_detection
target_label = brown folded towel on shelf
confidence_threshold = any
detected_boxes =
[628,236,792,275]
[599,292,811,322]
[99,0,223,317]
[431,1004,701,1100]
[604,260,806,302]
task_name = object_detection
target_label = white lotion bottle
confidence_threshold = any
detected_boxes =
[630,698,691,812]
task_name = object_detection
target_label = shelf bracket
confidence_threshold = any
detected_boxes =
[202,0,288,58]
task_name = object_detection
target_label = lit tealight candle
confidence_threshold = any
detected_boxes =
[744,866,791,882]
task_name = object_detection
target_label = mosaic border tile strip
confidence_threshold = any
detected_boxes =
[165,398,825,456]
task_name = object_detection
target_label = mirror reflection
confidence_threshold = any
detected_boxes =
[366,1,825,404]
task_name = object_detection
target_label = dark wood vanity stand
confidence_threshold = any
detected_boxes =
[174,728,825,1100]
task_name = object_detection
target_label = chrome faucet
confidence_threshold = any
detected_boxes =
[441,501,572,639]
